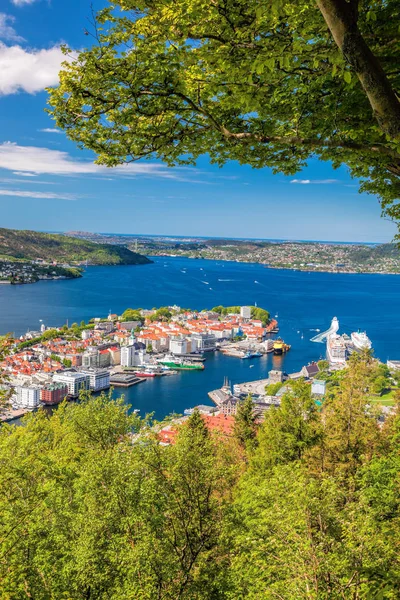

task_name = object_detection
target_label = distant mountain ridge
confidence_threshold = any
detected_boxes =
[0,228,152,266]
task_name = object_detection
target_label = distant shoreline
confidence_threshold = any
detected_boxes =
[147,254,400,276]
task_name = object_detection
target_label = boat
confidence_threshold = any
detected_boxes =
[242,351,262,359]
[135,371,156,378]
[158,354,205,370]
[326,334,347,364]
[351,331,372,350]
[273,339,291,355]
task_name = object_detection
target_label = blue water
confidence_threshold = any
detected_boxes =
[1,257,399,418]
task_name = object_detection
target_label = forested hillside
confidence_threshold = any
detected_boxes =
[0,228,152,265]
[0,353,399,598]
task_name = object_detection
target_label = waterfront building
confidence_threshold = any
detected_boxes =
[53,372,90,398]
[169,337,188,355]
[80,369,110,392]
[41,383,68,405]
[121,343,148,367]
[191,332,217,352]
[14,385,40,409]
[301,362,320,378]
[121,345,135,367]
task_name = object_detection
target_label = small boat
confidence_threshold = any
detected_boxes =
[136,371,156,378]
[242,351,262,359]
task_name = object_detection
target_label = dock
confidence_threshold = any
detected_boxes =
[109,373,147,388]
[1,407,30,422]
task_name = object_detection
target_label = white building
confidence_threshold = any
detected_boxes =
[240,306,251,320]
[191,333,217,352]
[311,380,326,396]
[121,344,148,367]
[14,386,40,409]
[53,372,90,397]
[81,369,110,392]
[169,337,188,355]
[121,345,135,367]
[82,329,93,341]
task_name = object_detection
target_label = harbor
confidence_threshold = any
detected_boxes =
[0,258,399,420]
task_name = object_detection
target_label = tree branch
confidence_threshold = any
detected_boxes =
[316,0,400,139]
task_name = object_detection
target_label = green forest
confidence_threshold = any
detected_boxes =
[1,353,399,598]
[0,228,152,266]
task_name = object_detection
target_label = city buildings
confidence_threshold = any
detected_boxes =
[13,386,41,409]
[41,383,68,405]
[53,372,90,398]
[81,369,110,392]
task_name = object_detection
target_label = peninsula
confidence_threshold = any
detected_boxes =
[0,228,152,284]
[63,232,400,275]
[0,228,151,265]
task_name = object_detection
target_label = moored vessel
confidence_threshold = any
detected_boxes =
[273,339,291,355]
[158,354,205,370]
[351,331,372,350]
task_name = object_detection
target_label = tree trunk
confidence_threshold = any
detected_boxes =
[316,0,400,140]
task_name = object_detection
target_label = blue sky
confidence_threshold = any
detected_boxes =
[0,0,396,243]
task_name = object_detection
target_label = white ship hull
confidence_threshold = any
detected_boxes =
[326,334,347,365]
[351,332,372,350]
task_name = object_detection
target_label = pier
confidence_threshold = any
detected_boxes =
[109,373,147,387]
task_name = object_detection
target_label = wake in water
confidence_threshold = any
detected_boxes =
[218,279,235,282]
[201,281,209,285]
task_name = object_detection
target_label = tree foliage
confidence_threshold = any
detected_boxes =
[48,0,400,229]
[233,394,258,450]
[1,357,400,597]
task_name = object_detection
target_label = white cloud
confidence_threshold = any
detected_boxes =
[11,0,40,6]
[0,43,67,95]
[290,179,340,185]
[0,13,24,42]
[12,171,37,176]
[39,128,63,134]
[0,189,77,200]
[0,177,55,184]
[0,142,197,181]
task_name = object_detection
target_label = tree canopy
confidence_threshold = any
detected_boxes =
[48,0,400,229]
[1,357,400,596]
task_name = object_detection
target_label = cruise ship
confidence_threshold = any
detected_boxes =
[326,333,347,365]
[351,331,372,350]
